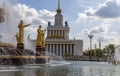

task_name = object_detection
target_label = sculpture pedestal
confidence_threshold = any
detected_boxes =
[36,46,48,64]
[17,43,24,50]
[36,46,45,53]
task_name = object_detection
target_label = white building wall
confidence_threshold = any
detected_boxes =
[73,40,83,56]
[45,39,83,56]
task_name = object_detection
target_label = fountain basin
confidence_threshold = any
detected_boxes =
[36,56,50,64]
[0,45,50,66]
[0,55,50,65]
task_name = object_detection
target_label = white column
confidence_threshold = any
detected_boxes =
[46,44,48,55]
[63,30,65,37]
[49,30,50,37]
[56,30,58,37]
[59,30,61,36]
[67,44,68,54]
[49,44,51,54]
[55,30,57,36]
[56,30,58,36]
[47,30,49,37]
[53,30,54,36]
[60,44,62,56]
[63,44,65,56]
[55,30,56,36]
[62,31,64,37]
[68,31,69,39]
[69,44,70,54]
[72,44,74,55]
[52,30,53,36]
[58,31,59,37]
[61,30,63,37]
[60,30,61,36]
[70,44,72,55]
[50,30,52,36]
[54,30,56,35]
[56,44,58,55]
[64,31,66,37]
[53,44,56,54]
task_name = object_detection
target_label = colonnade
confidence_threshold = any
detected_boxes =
[47,30,68,38]
[46,44,74,56]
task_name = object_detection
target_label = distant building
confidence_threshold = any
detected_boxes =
[45,0,83,56]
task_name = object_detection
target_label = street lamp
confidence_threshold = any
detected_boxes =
[88,34,93,50]
[88,34,94,60]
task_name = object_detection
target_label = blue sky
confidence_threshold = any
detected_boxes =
[1,0,120,50]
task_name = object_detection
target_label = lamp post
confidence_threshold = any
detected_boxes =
[88,34,93,60]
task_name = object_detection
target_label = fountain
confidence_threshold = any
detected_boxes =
[111,45,120,65]
[0,19,50,65]
[0,0,51,65]
[0,0,71,67]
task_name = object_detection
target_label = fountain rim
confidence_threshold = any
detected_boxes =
[0,55,50,58]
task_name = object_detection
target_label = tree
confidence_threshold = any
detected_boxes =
[103,44,115,54]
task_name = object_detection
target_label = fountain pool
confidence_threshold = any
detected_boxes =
[0,61,120,76]
[110,45,120,64]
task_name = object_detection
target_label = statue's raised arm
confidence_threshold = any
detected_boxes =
[24,24,31,27]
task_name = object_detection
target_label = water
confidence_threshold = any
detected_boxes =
[0,0,18,44]
[113,45,120,62]
[0,61,120,76]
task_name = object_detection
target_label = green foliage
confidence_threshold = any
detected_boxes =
[83,44,115,60]
[84,49,103,58]
[103,44,115,54]
[64,53,73,57]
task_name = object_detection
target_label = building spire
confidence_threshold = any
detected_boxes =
[57,0,61,13]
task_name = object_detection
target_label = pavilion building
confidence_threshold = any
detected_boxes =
[45,0,83,56]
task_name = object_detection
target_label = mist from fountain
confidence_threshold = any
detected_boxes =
[113,45,120,63]
[24,36,36,52]
[0,0,18,44]
[43,51,71,66]
[0,0,36,50]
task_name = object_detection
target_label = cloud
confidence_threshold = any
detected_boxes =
[96,31,120,46]
[97,35,115,42]
[82,28,90,35]
[82,24,110,35]
[13,3,56,39]
[90,24,109,34]
[86,0,120,18]
[13,3,56,25]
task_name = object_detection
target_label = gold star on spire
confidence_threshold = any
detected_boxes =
[56,0,61,13]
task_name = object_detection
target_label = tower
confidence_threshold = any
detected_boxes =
[46,0,70,39]
[55,0,63,27]
[99,41,101,49]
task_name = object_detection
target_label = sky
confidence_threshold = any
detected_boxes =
[1,0,120,50]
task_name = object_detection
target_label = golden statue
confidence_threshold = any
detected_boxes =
[16,20,30,44]
[36,25,42,46]
[41,29,46,47]
[36,25,45,47]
